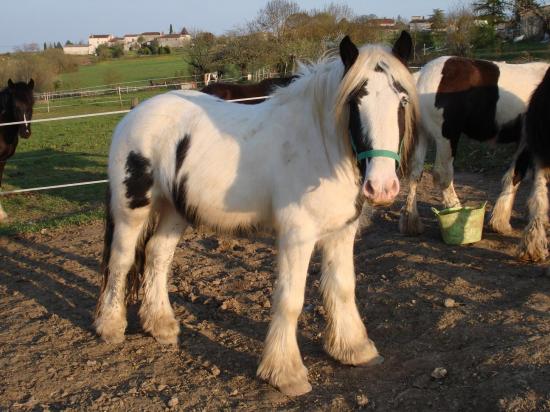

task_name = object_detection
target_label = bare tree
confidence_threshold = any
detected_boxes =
[312,2,355,22]
[252,0,301,39]
[446,5,477,55]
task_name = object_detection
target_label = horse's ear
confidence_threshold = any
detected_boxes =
[339,35,359,73]
[8,79,15,89]
[28,79,35,89]
[392,31,413,64]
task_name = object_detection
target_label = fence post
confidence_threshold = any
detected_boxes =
[118,87,123,108]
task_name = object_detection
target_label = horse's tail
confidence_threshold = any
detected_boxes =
[96,188,158,311]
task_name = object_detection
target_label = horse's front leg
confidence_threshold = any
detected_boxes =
[257,226,316,396]
[319,223,382,366]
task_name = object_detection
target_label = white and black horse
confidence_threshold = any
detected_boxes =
[0,79,35,221]
[399,57,548,255]
[492,68,550,261]
[95,33,419,396]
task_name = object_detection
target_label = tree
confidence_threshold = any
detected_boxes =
[430,8,446,31]
[473,0,508,24]
[65,40,73,46]
[252,0,301,39]
[447,6,477,55]
[43,42,47,51]
[169,24,174,34]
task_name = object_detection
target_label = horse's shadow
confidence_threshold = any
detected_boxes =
[3,148,107,201]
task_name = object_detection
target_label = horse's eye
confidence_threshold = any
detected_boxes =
[400,95,409,107]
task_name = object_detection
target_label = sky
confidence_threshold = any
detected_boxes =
[1,0,459,52]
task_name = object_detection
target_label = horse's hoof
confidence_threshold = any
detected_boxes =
[277,380,312,397]
[517,245,548,262]
[356,354,385,367]
[399,209,424,236]
[143,315,180,345]
[95,316,127,344]
[488,217,512,234]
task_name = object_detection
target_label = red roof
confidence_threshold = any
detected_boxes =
[124,34,139,37]
[90,34,111,38]
[141,32,161,35]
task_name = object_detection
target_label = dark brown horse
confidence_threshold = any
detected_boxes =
[201,76,297,104]
[0,79,35,221]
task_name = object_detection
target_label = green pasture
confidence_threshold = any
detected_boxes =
[58,53,191,90]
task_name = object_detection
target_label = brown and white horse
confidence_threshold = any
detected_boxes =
[400,56,548,259]
[0,79,35,221]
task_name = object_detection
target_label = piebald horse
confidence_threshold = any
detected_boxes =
[400,56,548,259]
[95,33,419,395]
[0,79,35,221]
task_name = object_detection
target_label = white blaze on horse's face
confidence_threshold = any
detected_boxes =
[359,65,404,206]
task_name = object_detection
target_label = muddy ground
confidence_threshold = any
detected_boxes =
[1,171,549,412]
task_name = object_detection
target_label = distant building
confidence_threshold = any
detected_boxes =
[63,44,89,55]
[123,34,140,51]
[409,16,432,32]
[158,31,192,48]
[140,32,162,42]
[88,34,113,53]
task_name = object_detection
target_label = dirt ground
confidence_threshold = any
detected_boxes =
[1,171,549,412]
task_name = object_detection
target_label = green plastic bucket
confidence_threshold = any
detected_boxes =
[431,202,487,245]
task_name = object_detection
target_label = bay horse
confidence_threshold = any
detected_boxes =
[0,79,35,221]
[95,32,419,396]
[399,57,548,250]
[201,76,297,104]
[492,68,550,261]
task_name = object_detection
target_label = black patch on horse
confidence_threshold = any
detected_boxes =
[175,134,191,176]
[525,67,550,168]
[172,174,200,226]
[435,57,500,157]
[124,151,154,209]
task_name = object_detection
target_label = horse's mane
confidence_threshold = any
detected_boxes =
[270,45,419,176]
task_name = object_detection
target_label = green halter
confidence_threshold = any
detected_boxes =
[349,133,401,165]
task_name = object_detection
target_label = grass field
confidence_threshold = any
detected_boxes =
[58,53,191,90]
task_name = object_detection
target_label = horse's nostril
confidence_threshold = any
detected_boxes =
[365,180,375,196]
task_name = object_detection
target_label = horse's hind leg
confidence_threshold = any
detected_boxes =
[517,166,549,262]
[257,224,316,396]
[95,195,151,344]
[490,144,529,234]
[400,127,428,235]
[139,203,186,345]
[319,223,383,366]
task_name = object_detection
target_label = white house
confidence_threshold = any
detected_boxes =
[140,32,162,43]
[409,16,432,32]
[63,44,90,55]
[88,34,113,53]
[123,34,140,51]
